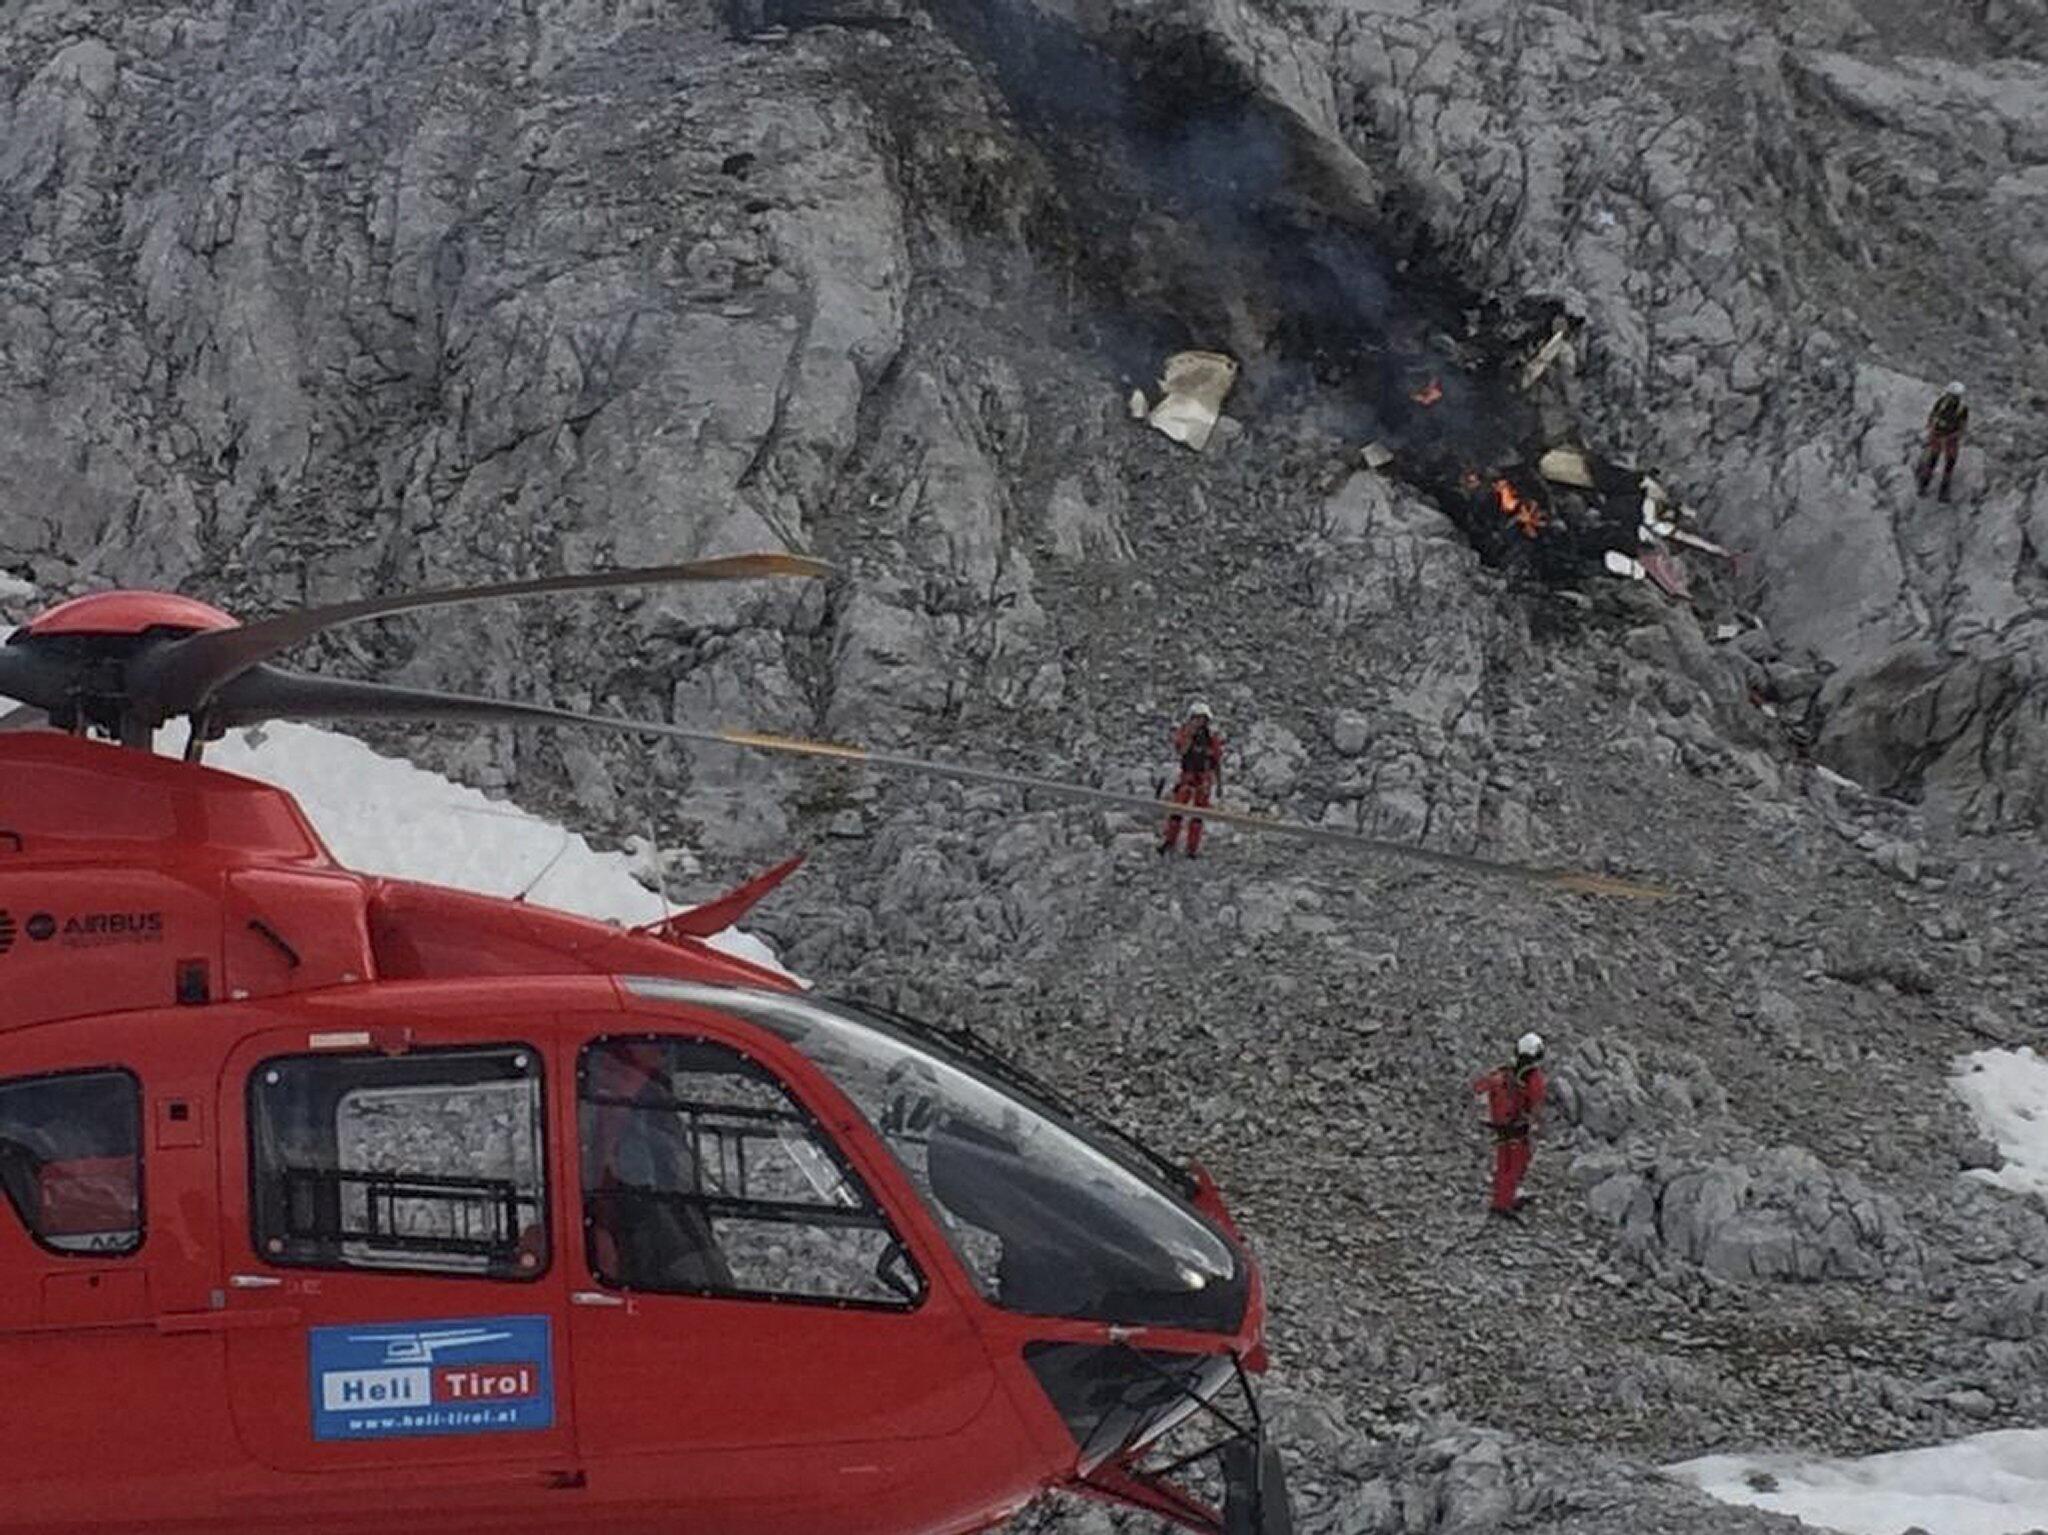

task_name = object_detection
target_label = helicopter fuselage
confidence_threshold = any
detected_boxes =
[0,732,1274,1535]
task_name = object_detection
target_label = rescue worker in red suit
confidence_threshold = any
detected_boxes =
[1473,1032,1547,1216]
[1916,381,1968,502]
[1160,701,1225,858]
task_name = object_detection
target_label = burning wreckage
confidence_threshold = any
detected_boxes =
[1378,320,1739,598]
[1133,327,1736,604]
[1417,437,1733,604]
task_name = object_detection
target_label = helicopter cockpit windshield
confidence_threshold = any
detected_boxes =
[624,980,1247,1334]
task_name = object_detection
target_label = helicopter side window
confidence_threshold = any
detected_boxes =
[0,1069,142,1257]
[627,985,1249,1334]
[579,1037,923,1309]
[247,1046,548,1280]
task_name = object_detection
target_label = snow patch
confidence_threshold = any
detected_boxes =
[208,723,787,975]
[1951,1047,2048,1198]
[1670,1430,2048,1535]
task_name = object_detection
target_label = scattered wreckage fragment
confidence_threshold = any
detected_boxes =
[1537,447,1597,490]
[1639,549,1691,600]
[1528,447,1738,603]
[1141,350,1240,452]
[1604,550,1646,581]
[1519,320,1575,392]
[1668,527,1732,558]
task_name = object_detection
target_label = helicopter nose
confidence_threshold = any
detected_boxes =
[1025,1343,1236,1472]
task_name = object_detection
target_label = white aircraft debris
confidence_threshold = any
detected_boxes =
[1538,446,1597,489]
[1604,550,1646,580]
[1670,527,1734,559]
[1520,323,1575,391]
[1144,350,1239,452]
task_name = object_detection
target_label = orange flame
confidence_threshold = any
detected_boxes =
[1493,478,1544,538]
[1459,469,1483,492]
[1411,378,1444,407]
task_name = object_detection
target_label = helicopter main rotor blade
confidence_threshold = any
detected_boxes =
[137,552,828,724]
[205,668,671,730]
[209,669,1670,900]
[701,729,1671,901]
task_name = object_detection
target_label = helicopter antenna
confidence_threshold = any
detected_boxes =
[646,812,672,929]
[511,829,573,905]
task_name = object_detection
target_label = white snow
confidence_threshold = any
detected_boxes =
[1951,1047,2048,1198]
[1670,1430,2048,1535]
[1670,1053,2048,1534]
[207,722,787,975]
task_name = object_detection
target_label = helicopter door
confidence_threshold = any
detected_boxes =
[217,1026,583,1499]
[0,1064,196,1526]
[561,1024,1000,1511]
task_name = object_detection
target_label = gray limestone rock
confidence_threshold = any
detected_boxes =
[1331,708,1372,756]
[1585,1146,1929,1286]
[7,4,2048,1532]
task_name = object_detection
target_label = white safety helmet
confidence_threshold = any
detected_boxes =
[1516,1031,1546,1062]
[1948,380,1966,397]
[1188,701,1214,720]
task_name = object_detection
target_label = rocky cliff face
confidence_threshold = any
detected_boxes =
[5,2,2048,1531]
[1014,0,2048,830]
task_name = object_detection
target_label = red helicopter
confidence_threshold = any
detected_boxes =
[0,556,1660,1535]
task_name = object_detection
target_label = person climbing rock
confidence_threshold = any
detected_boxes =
[1473,1032,1547,1217]
[1916,381,1969,502]
[1160,701,1225,858]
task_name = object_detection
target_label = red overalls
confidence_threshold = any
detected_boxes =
[1473,1062,1547,1213]
[1916,392,1968,500]
[1161,720,1225,855]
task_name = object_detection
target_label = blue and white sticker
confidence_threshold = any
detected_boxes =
[309,1315,555,1441]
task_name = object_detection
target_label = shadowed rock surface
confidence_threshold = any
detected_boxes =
[4,1,2047,1531]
